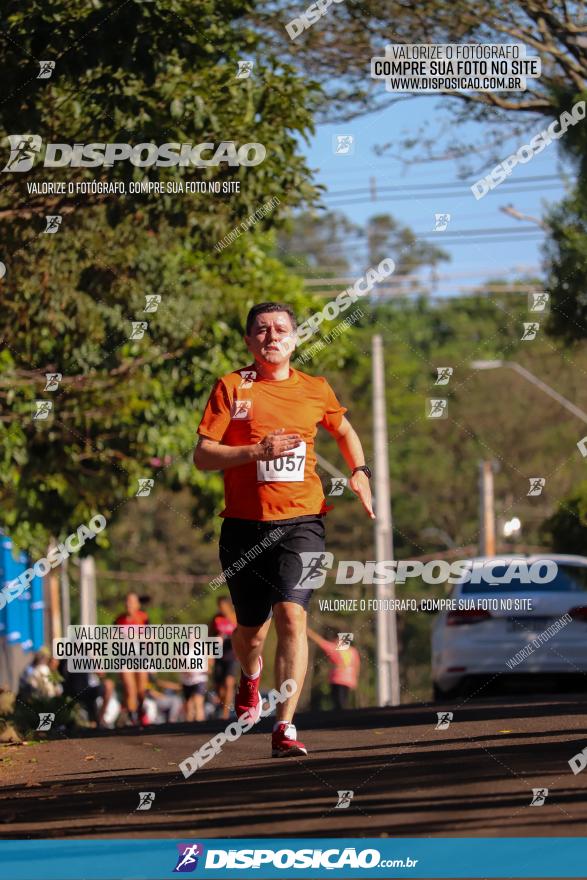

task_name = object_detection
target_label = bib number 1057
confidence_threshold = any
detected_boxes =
[256,441,307,482]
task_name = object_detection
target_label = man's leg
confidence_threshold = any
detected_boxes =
[272,601,308,722]
[232,619,272,676]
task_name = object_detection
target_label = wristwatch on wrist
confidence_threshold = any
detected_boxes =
[351,465,372,479]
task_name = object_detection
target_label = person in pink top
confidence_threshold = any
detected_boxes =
[307,627,360,710]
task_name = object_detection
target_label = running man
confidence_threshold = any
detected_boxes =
[194,302,374,757]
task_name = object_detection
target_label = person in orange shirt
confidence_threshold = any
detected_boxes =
[194,302,374,757]
[307,628,360,710]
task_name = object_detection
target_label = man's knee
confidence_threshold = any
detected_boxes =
[273,602,306,637]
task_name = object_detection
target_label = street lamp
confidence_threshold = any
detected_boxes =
[470,360,587,425]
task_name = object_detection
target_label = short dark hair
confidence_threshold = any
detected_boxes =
[245,302,297,335]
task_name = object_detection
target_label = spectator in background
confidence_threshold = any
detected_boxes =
[211,596,238,720]
[114,591,149,726]
[307,628,360,710]
[180,665,208,721]
[19,648,62,701]
[146,675,184,724]
[58,662,116,727]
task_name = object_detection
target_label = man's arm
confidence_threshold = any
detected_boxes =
[330,416,375,520]
[194,429,303,472]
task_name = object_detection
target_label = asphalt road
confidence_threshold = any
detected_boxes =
[2,693,587,840]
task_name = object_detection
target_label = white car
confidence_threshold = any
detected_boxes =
[431,554,587,699]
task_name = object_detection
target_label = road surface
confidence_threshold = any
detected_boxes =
[1,693,586,839]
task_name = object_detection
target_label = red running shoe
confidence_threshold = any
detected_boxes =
[271,722,307,757]
[234,656,263,722]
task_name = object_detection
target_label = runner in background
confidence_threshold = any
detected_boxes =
[307,627,361,710]
[211,596,238,720]
[114,591,149,726]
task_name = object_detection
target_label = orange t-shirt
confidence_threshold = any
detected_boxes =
[114,610,149,626]
[197,366,347,521]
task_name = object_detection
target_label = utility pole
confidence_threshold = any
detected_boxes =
[478,461,496,556]
[79,556,97,626]
[372,334,401,706]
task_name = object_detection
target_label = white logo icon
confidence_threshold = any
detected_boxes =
[577,437,587,458]
[295,551,334,590]
[333,135,354,156]
[236,61,253,79]
[527,478,545,496]
[427,399,447,419]
[37,712,55,731]
[33,400,53,420]
[521,322,539,341]
[328,477,347,496]
[144,295,161,313]
[2,135,42,172]
[38,61,55,79]
[136,478,155,497]
[43,215,62,233]
[435,367,453,385]
[336,633,353,651]
[136,791,156,811]
[129,321,148,340]
[0,262,5,279]
[530,788,548,806]
[44,373,62,391]
[435,711,453,730]
[335,790,354,809]
[231,399,252,420]
[433,213,451,232]
[529,292,550,312]
[238,370,256,389]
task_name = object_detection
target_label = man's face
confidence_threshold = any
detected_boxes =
[245,311,296,366]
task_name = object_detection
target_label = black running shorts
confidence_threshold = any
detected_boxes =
[218,515,326,627]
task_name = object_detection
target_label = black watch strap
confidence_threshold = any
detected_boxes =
[351,465,372,479]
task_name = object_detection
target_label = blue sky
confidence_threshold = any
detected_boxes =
[301,94,574,296]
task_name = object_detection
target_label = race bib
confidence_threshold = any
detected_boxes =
[256,441,307,482]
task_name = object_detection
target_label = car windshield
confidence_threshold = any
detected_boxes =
[460,563,587,594]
